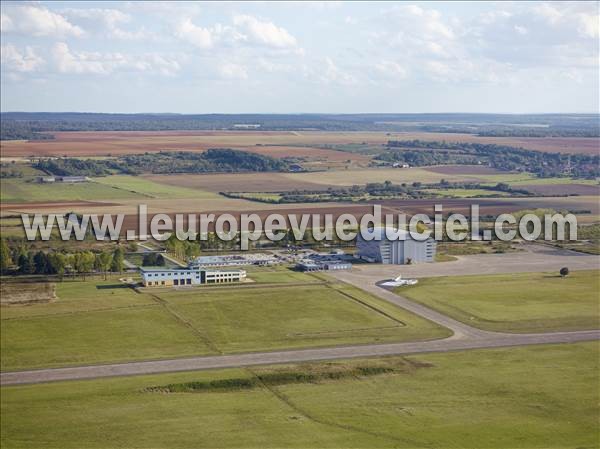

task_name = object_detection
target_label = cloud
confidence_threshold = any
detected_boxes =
[217,62,248,80]
[576,11,599,38]
[61,8,150,40]
[173,14,298,54]
[1,44,45,72]
[374,60,408,80]
[1,5,84,38]
[174,19,216,49]
[50,42,180,76]
[311,58,357,86]
[233,15,297,48]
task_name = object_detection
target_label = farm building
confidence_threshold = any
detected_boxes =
[59,176,89,183]
[140,267,246,287]
[39,176,89,183]
[356,227,436,264]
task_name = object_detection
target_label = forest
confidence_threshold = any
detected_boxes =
[34,149,288,176]
[2,112,598,139]
[381,140,600,178]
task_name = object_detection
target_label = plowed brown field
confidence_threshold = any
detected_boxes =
[1,130,598,157]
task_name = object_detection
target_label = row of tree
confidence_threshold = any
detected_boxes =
[0,240,125,280]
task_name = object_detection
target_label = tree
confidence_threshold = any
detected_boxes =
[33,251,48,274]
[111,247,125,273]
[18,252,36,274]
[142,252,165,267]
[47,253,66,281]
[74,251,95,280]
[0,239,12,273]
[560,267,569,278]
[96,252,113,280]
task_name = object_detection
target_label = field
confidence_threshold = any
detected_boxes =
[0,178,145,203]
[0,276,449,371]
[1,130,598,157]
[1,341,597,448]
[92,175,218,199]
[424,165,505,175]
[395,270,600,333]
[144,172,334,193]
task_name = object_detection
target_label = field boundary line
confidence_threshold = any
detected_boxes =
[146,291,222,355]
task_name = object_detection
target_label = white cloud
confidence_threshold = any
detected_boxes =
[217,62,248,80]
[576,12,600,38]
[175,19,215,49]
[1,5,84,38]
[52,42,114,75]
[316,58,357,86]
[1,13,13,31]
[1,44,44,72]
[50,42,180,76]
[62,8,150,41]
[374,60,407,79]
[233,15,297,49]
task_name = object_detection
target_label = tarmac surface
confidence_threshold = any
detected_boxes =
[2,244,598,386]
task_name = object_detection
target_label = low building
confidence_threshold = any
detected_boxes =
[356,227,436,264]
[40,176,56,183]
[191,253,278,268]
[233,124,261,129]
[59,176,89,183]
[295,261,352,272]
[141,267,246,287]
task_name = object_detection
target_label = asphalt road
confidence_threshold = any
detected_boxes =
[2,244,598,386]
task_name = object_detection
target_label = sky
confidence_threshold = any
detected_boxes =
[1,1,598,114]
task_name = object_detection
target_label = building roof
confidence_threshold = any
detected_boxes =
[360,227,411,241]
[140,267,198,272]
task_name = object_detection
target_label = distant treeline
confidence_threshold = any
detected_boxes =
[381,140,600,178]
[34,149,288,176]
[2,112,598,139]
[222,180,532,204]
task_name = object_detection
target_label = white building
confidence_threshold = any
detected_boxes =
[141,267,246,287]
[356,227,436,264]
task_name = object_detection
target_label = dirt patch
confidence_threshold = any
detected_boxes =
[0,282,56,305]
[518,184,600,196]
[424,165,505,175]
[2,130,597,158]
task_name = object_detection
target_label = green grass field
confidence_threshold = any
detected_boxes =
[0,179,144,202]
[0,277,448,371]
[93,175,218,199]
[243,265,319,284]
[152,282,449,353]
[2,342,597,448]
[395,270,600,333]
